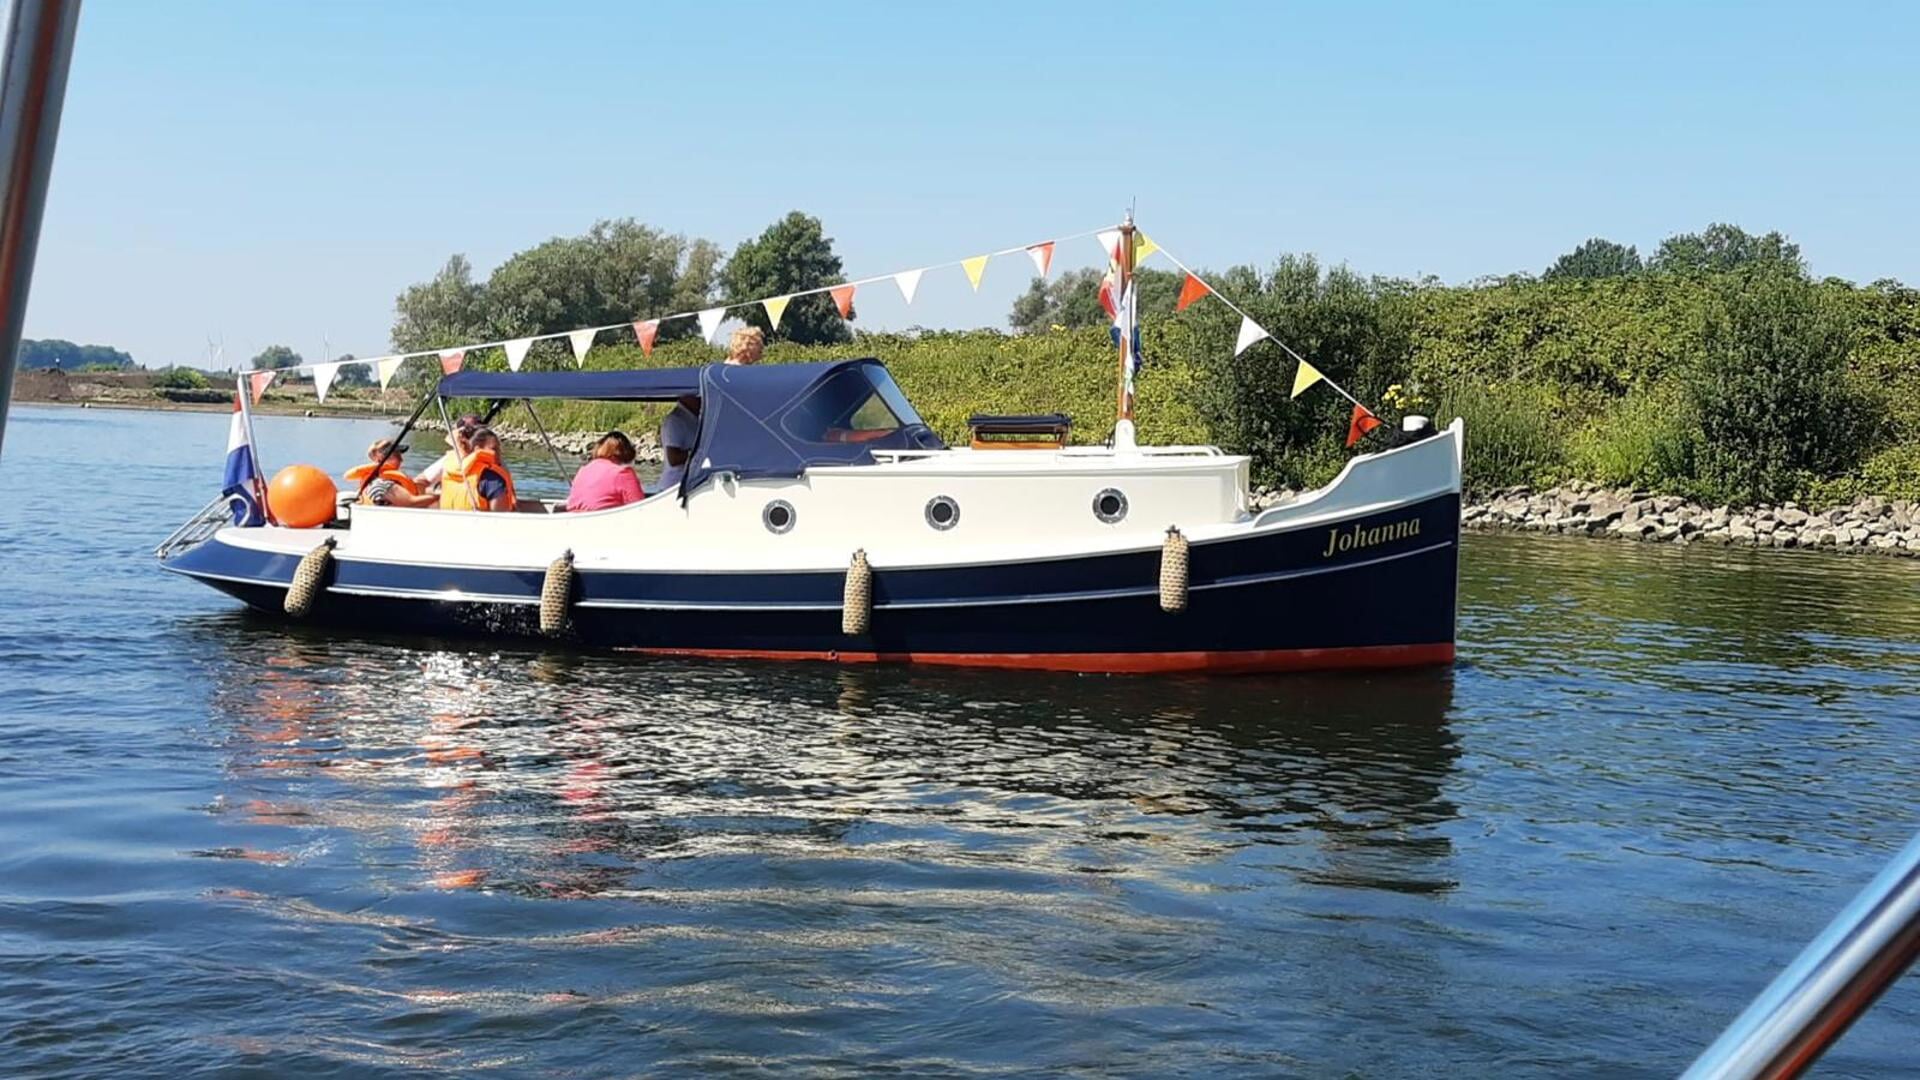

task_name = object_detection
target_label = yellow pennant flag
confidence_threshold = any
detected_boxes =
[763,295,791,332]
[1133,233,1158,265]
[961,254,989,291]
[1291,358,1325,399]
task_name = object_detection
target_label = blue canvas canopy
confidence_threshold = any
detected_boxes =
[437,358,945,494]
[437,365,702,402]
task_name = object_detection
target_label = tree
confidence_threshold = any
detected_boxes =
[250,345,303,369]
[1652,224,1803,275]
[331,353,374,388]
[721,211,850,345]
[391,255,489,354]
[1008,267,1183,333]
[18,339,134,370]
[482,219,721,346]
[1543,238,1642,280]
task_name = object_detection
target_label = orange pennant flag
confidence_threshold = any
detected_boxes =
[1346,403,1383,448]
[248,370,274,405]
[439,350,465,376]
[632,319,659,356]
[830,284,856,319]
[1175,273,1211,312]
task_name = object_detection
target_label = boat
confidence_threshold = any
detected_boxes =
[156,223,1465,676]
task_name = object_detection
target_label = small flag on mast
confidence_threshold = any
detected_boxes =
[221,395,265,526]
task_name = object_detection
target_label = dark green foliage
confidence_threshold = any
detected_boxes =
[1185,256,1412,488]
[1007,267,1182,333]
[19,339,134,370]
[721,212,850,345]
[1685,268,1875,503]
[1544,238,1642,280]
[250,345,303,369]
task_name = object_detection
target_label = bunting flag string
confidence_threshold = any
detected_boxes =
[503,337,534,372]
[250,223,1119,385]
[312,361,340,403]
[567,328,596,366]
[1149,239,1375,418]
[248,370,275,405]
[1132,233,1158,266]
[1026,241,1054,278]
[893,268,922,305]
[1095,229,1123,260]
[763,295,791,332]
[961,255,989,292]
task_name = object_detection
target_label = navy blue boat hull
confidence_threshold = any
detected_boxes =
[163,493,1460,674]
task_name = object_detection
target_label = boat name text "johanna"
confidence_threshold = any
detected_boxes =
[1323,516,1422,558]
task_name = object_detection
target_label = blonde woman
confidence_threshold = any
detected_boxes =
[727,326,764,365]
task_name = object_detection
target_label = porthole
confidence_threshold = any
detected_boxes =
[925,495,960,531]
[1092,488,1128,524]
[763,499,796,534]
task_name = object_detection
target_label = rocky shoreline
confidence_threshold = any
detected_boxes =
[1255,483,1920,558]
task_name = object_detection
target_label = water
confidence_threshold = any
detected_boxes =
[2,404,1917,1078]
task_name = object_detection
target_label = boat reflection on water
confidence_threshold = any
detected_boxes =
[194,612,1463,903]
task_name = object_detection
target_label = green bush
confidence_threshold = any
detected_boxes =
[153,366,210,390]
[1568,381,1700,492]
[1686,268,1879,504]
[1431,381,1570,491]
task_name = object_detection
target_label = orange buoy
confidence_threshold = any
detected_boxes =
[266,464,339,528]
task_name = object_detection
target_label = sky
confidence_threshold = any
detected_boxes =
[23,0,1920,368]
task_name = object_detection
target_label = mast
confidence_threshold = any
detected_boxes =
[1113,212,1137,448]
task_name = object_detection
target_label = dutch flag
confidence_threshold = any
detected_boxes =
[222,395,264,526]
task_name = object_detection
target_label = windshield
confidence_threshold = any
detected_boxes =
[781,365,927,444]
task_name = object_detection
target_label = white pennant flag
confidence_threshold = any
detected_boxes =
[376,356,404,390]
[1096,229,1123,261]
[697,307,727,344]
[567,328,596,366]
[503,337,534,372]
[312,361,341,403]
[894,268,924,305]
[1234,315,1270,356]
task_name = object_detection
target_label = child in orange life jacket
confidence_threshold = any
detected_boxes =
[461,428,518,512]
[344,438,436,508]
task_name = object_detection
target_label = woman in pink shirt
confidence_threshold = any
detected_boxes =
[565,431,646,512]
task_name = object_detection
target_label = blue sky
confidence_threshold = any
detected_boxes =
[25,0,1920,368]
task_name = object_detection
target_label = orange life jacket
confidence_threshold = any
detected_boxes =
[444,448,516,512]
[344,463,421,502]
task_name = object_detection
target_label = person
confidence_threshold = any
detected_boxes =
[657,395,698,492]
[344,438,436,508]
[726,326,763,365]
[420,414,481,503]
[443,427,517,512]
[565,431,645,512]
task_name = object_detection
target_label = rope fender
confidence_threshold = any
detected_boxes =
[1159,526,1189,614]
[284,537,337,617]
[540,550,575,638]
[843,549,872,636]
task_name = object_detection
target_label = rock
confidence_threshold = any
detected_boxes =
[1778,508,1810,527]
[1729,523,1756,542]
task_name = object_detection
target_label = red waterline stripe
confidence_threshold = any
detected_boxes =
[614,642,1455,675]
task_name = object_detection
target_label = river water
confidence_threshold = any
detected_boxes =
[1,404,1916,1078]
